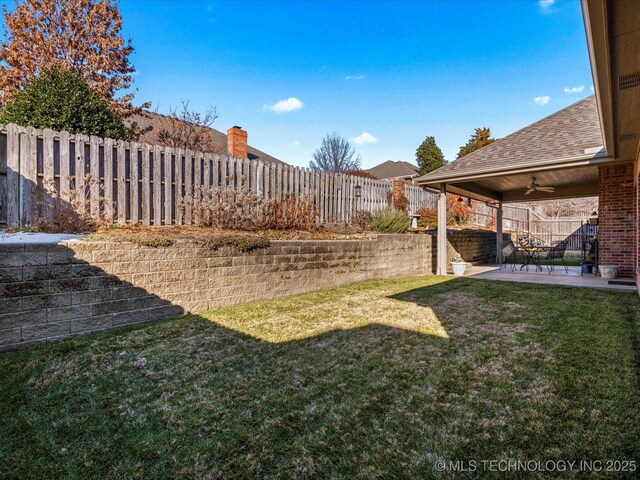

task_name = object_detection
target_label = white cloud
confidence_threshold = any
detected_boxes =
[263,97,304,113]
[590,85,595,91]
[351,132,378,145]
[539,0,557,13]
[345,75,365,80]
[564,85,585,94]
[533,95,551,106]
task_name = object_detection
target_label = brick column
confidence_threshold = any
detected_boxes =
[597,163,636,277]
[391,180,406,209]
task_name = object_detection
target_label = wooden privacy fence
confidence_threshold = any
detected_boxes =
[0,124,437,228]
[530,218,594,250]
[467,202,531,232]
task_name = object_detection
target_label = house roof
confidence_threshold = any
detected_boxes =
[417,96,605,184]
[128,112,287,165]
[366,160,419,179]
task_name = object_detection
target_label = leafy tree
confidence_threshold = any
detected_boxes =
[310,133,361,172]
[0,0,148,132]
[0,66,128,139]
[416,136,446,174]
[152,101,225,153]
[457,127,496,159]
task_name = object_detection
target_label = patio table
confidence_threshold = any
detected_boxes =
[515,245,551,272]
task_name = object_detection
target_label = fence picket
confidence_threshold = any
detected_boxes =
[212,154,220,189]
[88,136,100,217]
[22,127,37,226]
[104,137,114,221]
[59,131,70,201]
[184,149,193,224]
[5,125,20,227]
[140,144,151,225]
[175,148,183,225]
[153,145,162,225]
[116,140,126,224]
[164,146,173,225]
[130,142,140,224]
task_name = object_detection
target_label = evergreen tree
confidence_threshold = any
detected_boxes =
[0,66,128,139]
[416,136,446,174]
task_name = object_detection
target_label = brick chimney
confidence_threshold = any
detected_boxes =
[227,126,248,158]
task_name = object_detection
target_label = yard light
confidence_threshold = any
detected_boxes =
[355,185,362,198]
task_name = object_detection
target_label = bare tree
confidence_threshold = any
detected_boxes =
[527,197,599,218]
[310,133,361,172]
[153,101,225,153]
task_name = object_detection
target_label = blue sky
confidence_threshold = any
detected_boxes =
[4,0,594,168]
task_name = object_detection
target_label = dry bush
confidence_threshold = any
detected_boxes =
[386,190,409,213]
[180,186,262,230]
[27,175,111,233]
[181,188,317,231]
[262,195,317,231]
[416,208,438,229]
[352,210,372,230]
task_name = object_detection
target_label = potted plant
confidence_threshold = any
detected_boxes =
[450,253,468,276]
[599,265,618,280]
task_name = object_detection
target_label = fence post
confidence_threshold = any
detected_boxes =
[6,124,20,227]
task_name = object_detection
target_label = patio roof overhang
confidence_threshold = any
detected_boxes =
[582,0,640,165]
[420,151,617,204]
[415,95,620,203]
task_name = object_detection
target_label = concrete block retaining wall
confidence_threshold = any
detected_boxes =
[0,230,498,351]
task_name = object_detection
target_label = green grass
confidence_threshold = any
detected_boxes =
[1,276,639,479]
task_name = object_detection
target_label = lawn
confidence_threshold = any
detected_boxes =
[1,276,639,479]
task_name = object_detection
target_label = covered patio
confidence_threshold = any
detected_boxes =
[416,96,635,290]
[465,265,636,293]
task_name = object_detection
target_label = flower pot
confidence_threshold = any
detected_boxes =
[581,263,593,274]
[450,262,467,276]
[599,265,618,280]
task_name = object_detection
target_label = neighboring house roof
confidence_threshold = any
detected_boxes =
[366,160,419,179]
[128,112,287,165]
[417,96,605,184]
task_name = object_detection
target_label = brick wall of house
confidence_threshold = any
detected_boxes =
[636,155,640,288]
[598,162,636,277]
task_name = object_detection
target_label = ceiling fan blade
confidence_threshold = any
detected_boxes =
[524,188,534,195]
[537,187,555,192]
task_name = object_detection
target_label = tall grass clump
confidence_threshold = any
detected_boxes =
[370,207,409,234]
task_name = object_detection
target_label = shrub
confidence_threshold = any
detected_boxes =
[262,195,317,231]
[447,195,473,225]
[370,207,410,234]
[182,188,317,231]
[351,210,372,230]
[203,236,271,252]
[416,208,438,229]
[26,175,111,233]
[0,66,128,139]
[181,186,264,230]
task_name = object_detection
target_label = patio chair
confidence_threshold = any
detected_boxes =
[500,241,530,271]
[541,240,569,274]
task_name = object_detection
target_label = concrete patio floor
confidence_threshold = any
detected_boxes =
[463,264,637,293]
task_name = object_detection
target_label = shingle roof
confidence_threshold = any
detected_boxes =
[128,112,287,165]
[417,96,604,183]
[366,160,419,179]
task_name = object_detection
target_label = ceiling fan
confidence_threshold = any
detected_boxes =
[524,177,555,195]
